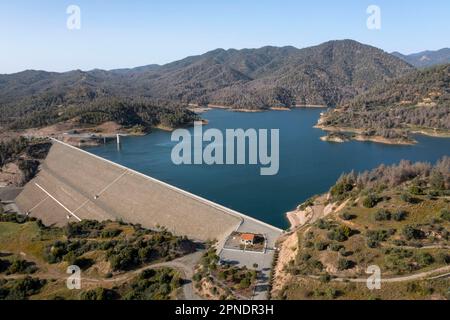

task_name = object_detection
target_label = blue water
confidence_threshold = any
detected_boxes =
[85,109,450,229]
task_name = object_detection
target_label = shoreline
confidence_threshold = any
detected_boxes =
[190,103,326,113]
[315,124,417,146]
[315,112,450,145]
[294,104,327,108]
[409,129,450,139]
[1,118,212,148]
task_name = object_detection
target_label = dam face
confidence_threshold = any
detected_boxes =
[16,140,244,241]
[16,139,283,299]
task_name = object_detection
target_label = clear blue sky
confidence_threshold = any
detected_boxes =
[1,0,449,74]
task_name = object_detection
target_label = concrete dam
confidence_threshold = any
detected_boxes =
[16,139,282,243]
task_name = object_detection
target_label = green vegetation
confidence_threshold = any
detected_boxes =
[120,268,181,300]
[6,97,199,131]
[280,278,450,300]
[0,277,46,300]
[80,288,118,301]
[279,158,449,300]
[2,259,38,275]
[0,214,196,300]
[337,258,353,271]
[363,194,381,208]
[79,268,181,300]
[393,210,408,221]
[320,64,450,141]
[43,220,195,272]
[341,212,356,221]
[193,246,258,299]
[0,40,413,127]
[441,209,450,221]
[402,226,425,241]
[327,225,352,242]
[374,209,392,221]
[366,229,395,248]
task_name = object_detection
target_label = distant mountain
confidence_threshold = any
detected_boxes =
[392,48,450,68]
[0,40,414,129]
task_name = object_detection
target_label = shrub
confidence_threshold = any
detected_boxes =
[310,260,323,271]
[71,257,94,270]
[363,194,380,208]
[80,288,118,300]
[374,209,391,221]
[314,242,328,251]
[366,238,379,248]
[391,239,405,247]
[339,248,352,257]
[299,197,315,210]
[44,241,68,264]
[440,209,450,222]
[65,220,104,238]
[337,258,353,271]
[393,210,408,221]
[0,259,11,273]
[193,273,202,282]
[324,287,341,299]
[108,247,140,271]
[428,190,439,198]
[402,226,425,240]
[0,213,33,224]
[415,252,434,267]
[239,278,251,289]
[437,253,450,264]
[430,171,445,190]
[6,259,38,275]
[330,178,354,200]
[409,185,423,195]
[367,230,391,242]
[406,282,434,296]
[317,219,332,230]
[301,253,311,261]
[1,277,46,300]
[100,229,122,238]
[327,226,352,242]
[319,273,331,283]
[400,193,420,204]
[341,212,356,221]
[218,271,226,280]
[329,243,343,251]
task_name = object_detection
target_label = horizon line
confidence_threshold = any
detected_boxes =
[2,39,448,76]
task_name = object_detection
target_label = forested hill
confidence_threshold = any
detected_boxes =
[0,40,414,130]
[318,64,450,140]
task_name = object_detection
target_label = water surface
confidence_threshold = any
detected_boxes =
[85,109,450,229]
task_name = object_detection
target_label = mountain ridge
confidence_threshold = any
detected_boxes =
[392,48,450,68]
[0,40,415,126]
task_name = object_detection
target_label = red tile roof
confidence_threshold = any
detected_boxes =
[241,233,255,241]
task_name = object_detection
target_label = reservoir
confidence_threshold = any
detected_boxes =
[85,108,450,229]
